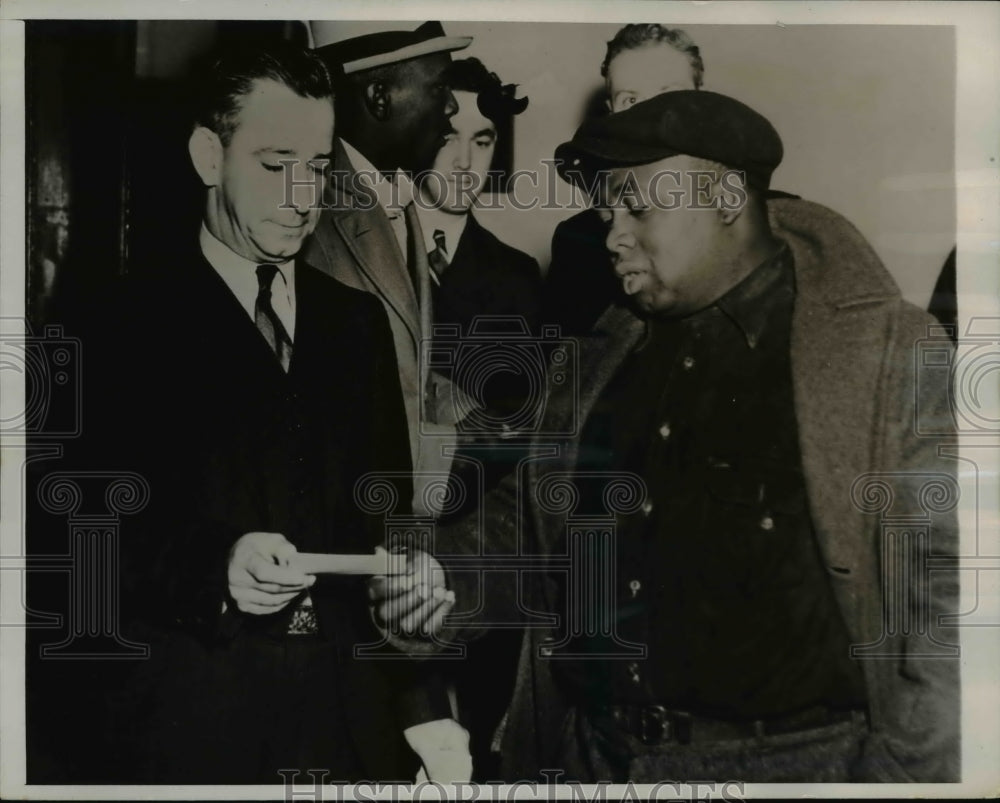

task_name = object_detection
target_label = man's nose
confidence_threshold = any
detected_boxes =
[605,214,633,257]
[454,141,472,171]
[443,87,458,118]
[289,162,323,214]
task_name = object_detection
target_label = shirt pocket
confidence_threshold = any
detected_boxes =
[699,460,810,593]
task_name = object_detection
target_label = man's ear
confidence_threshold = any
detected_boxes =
[363,81,391,122]
[718,169,749,226]
[188,126,223,187]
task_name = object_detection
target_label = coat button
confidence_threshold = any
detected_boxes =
[627,662,641,683]
[760,515,775,531]
[658,422,671,440]
[629,579,641,597]
[540,645,553,657]
[682,356,695,370]
[641,499,654,516]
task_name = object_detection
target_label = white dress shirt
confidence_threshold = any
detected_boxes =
[340,137,414,257]
[200,223,296,339]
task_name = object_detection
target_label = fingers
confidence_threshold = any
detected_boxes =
[420,592,456,638]
[230,586,302,614]
[247,553,313,588]
[399,590,455,637]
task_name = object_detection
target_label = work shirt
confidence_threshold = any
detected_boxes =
[554,244,868,720]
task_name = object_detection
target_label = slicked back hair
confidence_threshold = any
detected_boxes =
[191,41,332,145]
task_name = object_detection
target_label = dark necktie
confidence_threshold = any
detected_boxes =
[255,264,293,372]
[428,228,449,282]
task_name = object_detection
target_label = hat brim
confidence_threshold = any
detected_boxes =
[344,36,472,73]
[554,140,680,191]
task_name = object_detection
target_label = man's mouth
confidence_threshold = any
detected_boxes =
[615,263,647,295]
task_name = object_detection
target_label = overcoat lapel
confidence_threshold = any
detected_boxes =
[326,140,421,349]
[774,199,900,572]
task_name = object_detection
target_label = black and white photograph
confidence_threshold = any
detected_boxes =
[1,1,998,799]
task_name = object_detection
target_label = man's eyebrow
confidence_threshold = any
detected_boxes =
[474,128,496,139]
[253,147,295,156]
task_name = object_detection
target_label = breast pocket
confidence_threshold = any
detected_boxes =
[699,459,810,594]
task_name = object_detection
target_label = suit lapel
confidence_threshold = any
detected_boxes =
[183,254,288,382]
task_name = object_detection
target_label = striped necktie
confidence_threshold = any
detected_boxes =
[428,228,449,283]
[255,264,293,372]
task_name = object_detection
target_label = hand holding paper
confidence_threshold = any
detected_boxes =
[226,531,314,615]
[369,548,456,644]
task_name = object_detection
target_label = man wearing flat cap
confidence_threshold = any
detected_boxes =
[307,22,474,517]
[372,90,960,783]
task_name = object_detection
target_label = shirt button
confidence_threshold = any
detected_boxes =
[627,662,641,683]
[760,515,775,531]
[682,356,695,370]
[658,422,671,440]
[540,645,553,657]
[629,579,641,598]
[641,499,654,516]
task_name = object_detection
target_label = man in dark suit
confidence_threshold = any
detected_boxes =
[79,43,467,783]
[307,23,474,518]
[415,57,541,422]
[374,91,960,783]
[543,24,705,336]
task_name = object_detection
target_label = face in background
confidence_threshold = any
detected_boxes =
[191,78,334,263]
[603,155,732,317]
[422,90,497,214]
[388,53,459,172]
[606,42,696,112]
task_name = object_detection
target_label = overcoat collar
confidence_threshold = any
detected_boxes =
[324,138,421,344]
[534,199,902,573]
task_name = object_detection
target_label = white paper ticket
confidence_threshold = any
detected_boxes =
[288,551,409,576]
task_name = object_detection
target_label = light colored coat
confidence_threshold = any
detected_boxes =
[304,140,464,515]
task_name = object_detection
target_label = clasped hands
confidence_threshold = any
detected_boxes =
[226,533,468,782]
[226,532,456,639]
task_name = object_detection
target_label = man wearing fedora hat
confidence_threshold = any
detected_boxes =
[372,90,959,783]
[307,22,474,517]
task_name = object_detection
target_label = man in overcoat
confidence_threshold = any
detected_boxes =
[306,23,474,516]
[374,90,960,783]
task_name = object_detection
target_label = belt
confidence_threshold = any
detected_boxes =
[589,703,866,746]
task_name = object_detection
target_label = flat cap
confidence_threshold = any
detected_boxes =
[555,90,783,190]
[314,21,471,76]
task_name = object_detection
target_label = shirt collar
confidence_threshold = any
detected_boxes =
[712,242,794,349]
[414,204,469,257]
[199,223,293,306]
[340,137,413,218]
